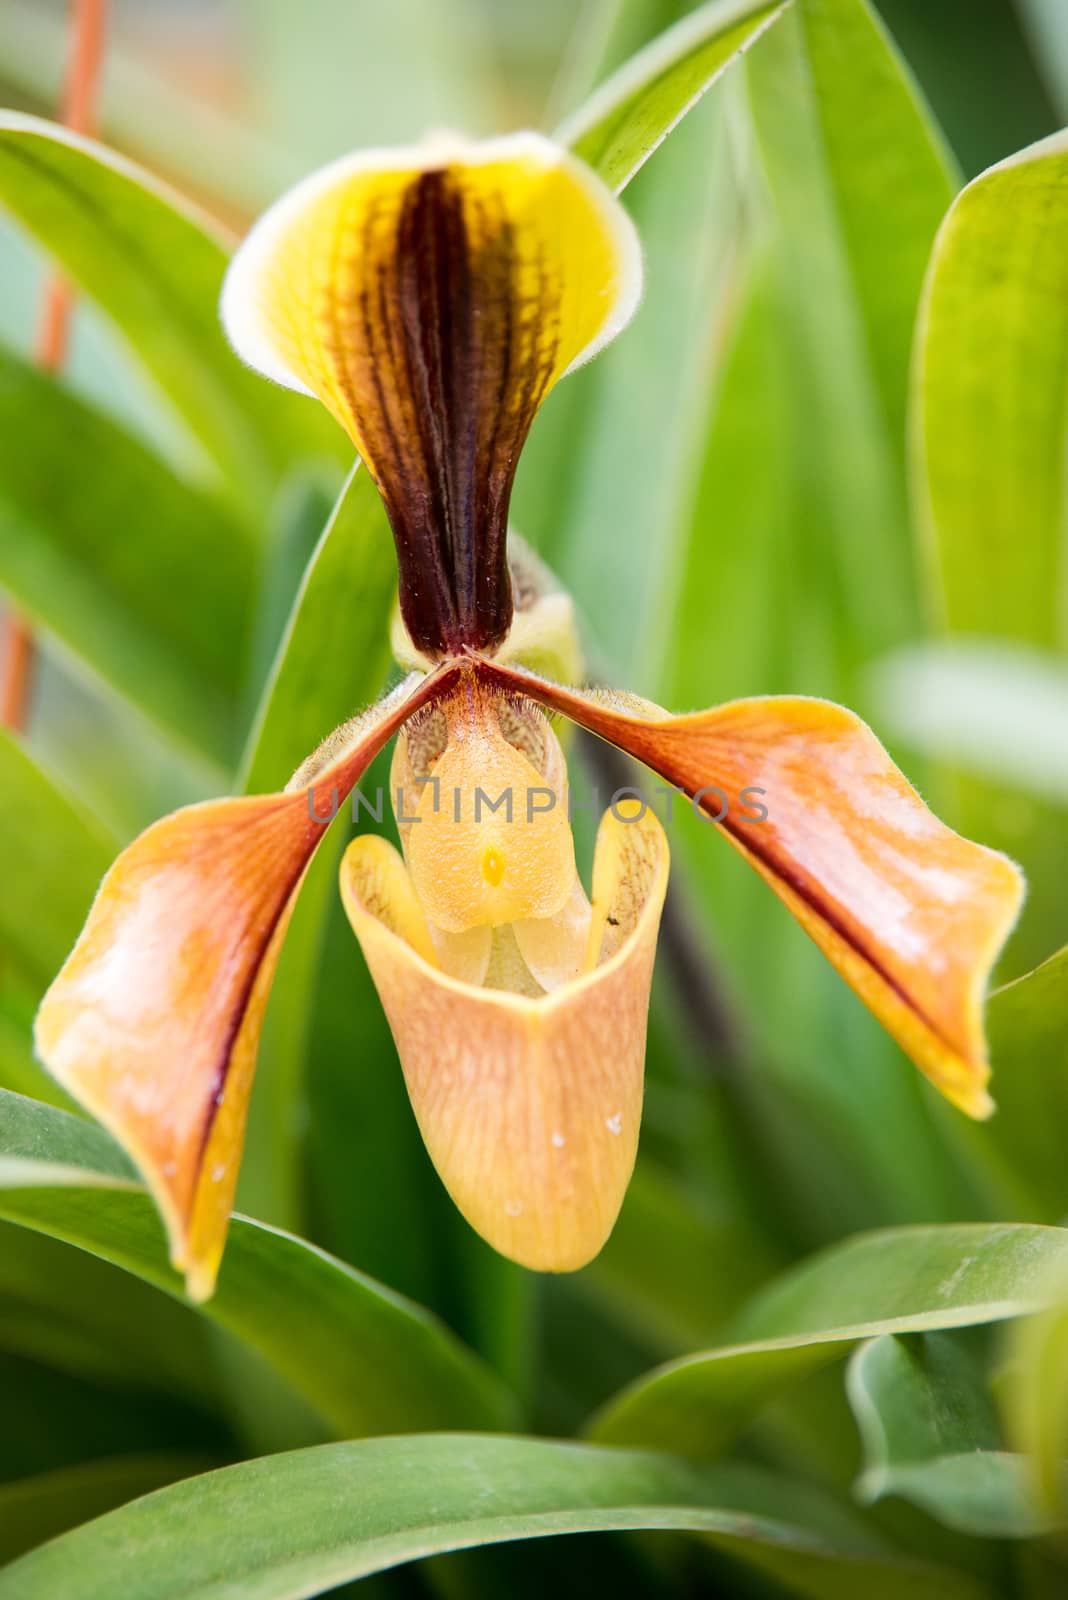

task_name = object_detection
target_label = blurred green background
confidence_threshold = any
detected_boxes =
[1,0,1067,1594]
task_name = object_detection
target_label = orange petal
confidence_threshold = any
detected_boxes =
[479,664,1025,1118]
[339,803,669,1271]
[34,672,446,1299]
[221,133,641,659]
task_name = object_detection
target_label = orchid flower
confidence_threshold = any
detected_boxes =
[35,133,1024,1302]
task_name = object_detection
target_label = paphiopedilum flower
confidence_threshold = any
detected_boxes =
[35,133,1024,1302]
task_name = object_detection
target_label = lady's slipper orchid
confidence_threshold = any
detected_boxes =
[35,132,1024,1302]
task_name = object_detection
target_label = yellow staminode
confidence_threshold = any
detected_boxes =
[398,690,576,934]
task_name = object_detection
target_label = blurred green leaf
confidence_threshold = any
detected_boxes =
[914,128,1068,650]
[0,947,73,1107]
[558,0,788,190]
[235,828,346,1237]
[645,260,965,1240]
[875,0,1059,181]
[25,641,219,844]
[0,0,299,214]
[743,0,954,672]
[869,641,1068,806]
[530,84,742,690]
[0,1223,219,1405]
[774,0,957,463]
[0,112,337,508]
[0,1087,136,1182]
[302,824,442,1308]
[243,0,500,164]
[583,1162,781,1352]
[528,0,805,696]
[0,1434,992,1600]
[992,951,1068,1521]
[641,254,941,1238]
[589,1224,1068,1455]
[1020,0,1068,122]
[0,728,116,990]
[848,1333,1054,1537]
[907,128,1068,964]
[870,1450,1052,1540]
[658,256,797,708]
[0,1454,213,1567]
[0,349,252,764]
[0,1090,515,1438]
[953,945,1068,1222]
[0,1349,231,1485]
[1005,1288,1068,1523]
[239,463,394,794]
[640,0,978,1256]
[236,464,396,1234]
[243,472,336,713]
[0,999,67,1106]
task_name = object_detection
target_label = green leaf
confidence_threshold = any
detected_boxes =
[0,1349,228,1485]
[658,255,798,709]
[0,999,69,1106]
[242,473,336,713]
[972,945,1068,1222]
[235,823,348,1235]
[1004,1290,1068,1523]
[588,1224,1068,1456]
[234,464,396,1232]
[302,827,440,1308]
[907,127,1068,967]
[742,0,955,671]
[0,112,336,508]
[0,729,117,989]
[236,465,394,1204]
[0,349,252,764]
[647,256,979,1240]
[869,640,1068,806]
[0,1090,514,1438]
[538,3,788,694]
[0,1434,992,1600]
[861,1452,1057,1542]
[934,944,1068,1224]
[0,1454,213,1567]
[582,1162,781,1353]
[548,90,744,696]
[557,0,789,191]
[633,0,973,1256]
[914,129,1068,651]
[24,643,219,844]
[0,1222,219,1405]
[0,1086,137,1183]
[766,0,957,453]
[848,1333,1055,1537]
[238,463,395,795]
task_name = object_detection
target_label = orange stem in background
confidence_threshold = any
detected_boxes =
[0,620,36,730]
[61,0,109,136]
[1,0,108,732]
